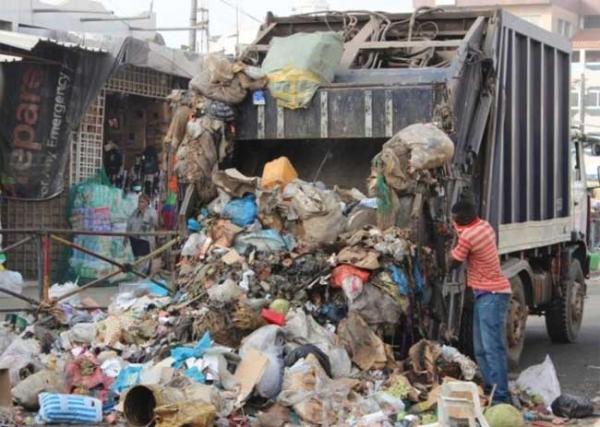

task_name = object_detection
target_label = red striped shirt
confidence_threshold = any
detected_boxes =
[451,218,511,293]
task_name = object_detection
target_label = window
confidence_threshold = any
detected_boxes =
[572,50,581,63]
[586,50,600,63]
[585,87,600,110]
[557,18,573,37]
[584,15,600,29]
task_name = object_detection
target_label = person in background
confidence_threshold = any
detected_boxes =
[448,194,512,405]
[126,194,158,274]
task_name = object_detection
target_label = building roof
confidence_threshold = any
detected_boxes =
[0,29,106,52]
[572,29,600,49]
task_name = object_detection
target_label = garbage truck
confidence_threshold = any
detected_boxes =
[231,8,589,367]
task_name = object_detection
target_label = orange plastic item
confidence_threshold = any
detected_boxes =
[261,308,286,326]
[330,265,371,288]
[261,157,298,190]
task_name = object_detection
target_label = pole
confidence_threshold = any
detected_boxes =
[36,234,44,302]
[50,234,166,288]
[54,237,179,303]
[42,233,50,303]
[579,72,586,134]
[189,0,198,52]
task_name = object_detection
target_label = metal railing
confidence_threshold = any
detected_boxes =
[0,228,180,316]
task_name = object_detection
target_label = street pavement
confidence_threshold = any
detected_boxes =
[519,276,600,400]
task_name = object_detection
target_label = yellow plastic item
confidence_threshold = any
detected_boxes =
[267,66,323,109]
[261,157,298,190]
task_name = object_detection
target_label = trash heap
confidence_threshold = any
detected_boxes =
[167,54,267,204]
[0,152,492,426]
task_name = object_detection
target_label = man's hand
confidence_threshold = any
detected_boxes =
[447,252,463,271]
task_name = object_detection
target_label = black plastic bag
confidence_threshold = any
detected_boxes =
[551,394,594,418]
[284,344,332,378]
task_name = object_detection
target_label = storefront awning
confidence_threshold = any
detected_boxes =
[0,29,106,52]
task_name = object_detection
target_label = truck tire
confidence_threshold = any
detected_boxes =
[545,260,585,343]
[506,276,528,369]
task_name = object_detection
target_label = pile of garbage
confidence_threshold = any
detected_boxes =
[1,155,594,426]
[0,149,477,426]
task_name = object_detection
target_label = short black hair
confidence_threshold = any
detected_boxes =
[452,195,477,219]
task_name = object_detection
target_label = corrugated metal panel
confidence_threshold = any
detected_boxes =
[0,29,106,53]
[0,54,22,62]
[485,11,571,231]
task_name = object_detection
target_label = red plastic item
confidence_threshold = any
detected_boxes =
[261,308,286,326]
[330,265,370,288]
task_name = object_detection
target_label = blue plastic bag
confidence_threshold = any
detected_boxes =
[412,257,425,296]
[111,364,143,394]
[234,229,288,254]
[184,366,206,383]
[222,194,257,227]
[171,332,213,368]
[389,265,409,295]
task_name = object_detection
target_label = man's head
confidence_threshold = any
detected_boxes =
[138,194,150,211]
[452,196,478,226]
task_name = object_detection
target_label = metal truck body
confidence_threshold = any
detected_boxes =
[234,8,587,365]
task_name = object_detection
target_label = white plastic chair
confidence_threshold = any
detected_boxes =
[437,381,490,427]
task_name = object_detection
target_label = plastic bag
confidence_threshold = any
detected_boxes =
[12,370,64,410]
[234,229,288,254]
[516,355,561,406]
[239,325,284,359]
[111,364,143,394]
[256,350,284,399]
[222,194,257,227]
[182,233,206,257]
[171,332,213,368]
[284,344,332,378]
[49,282,81,306]
[0,338,41,386]
[207,279,244,304]
[282,310,351,378]
[331,265,370,288]
[0,270,23,294]
[278,354,353,425]
[551,394,594,418]
[390,123,455,171]
[341,276,364,302]
[262,32,344,109]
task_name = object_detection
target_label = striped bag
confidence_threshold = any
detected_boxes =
[36,393,102,424]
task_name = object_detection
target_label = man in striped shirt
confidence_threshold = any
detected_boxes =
[449,197,512,404]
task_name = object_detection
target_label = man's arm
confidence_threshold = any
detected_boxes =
[448,234,471,271]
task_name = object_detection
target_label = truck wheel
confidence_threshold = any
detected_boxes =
[545,260,585,343]
[506,276,528,370]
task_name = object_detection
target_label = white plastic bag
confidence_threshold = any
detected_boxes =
[49,282,81,306]
[516,355,561,406]
[181,233,206,257]
[0,270,23,294]
[256,349,284,399]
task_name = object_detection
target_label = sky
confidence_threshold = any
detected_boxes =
[98,0,414,49]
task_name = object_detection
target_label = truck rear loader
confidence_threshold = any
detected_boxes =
[232,7,588,366]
